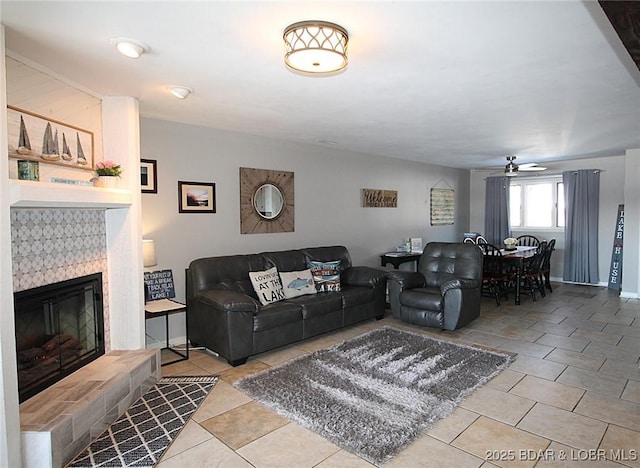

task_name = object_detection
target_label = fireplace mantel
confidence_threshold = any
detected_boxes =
[9,179,132,209]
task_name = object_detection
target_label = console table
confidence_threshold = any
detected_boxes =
[380,252,422,270]
[145,298,189,366]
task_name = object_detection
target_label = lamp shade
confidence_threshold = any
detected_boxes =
[142,239,157,268]
[283,21,348,74]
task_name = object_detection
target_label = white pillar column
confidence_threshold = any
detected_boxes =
[0,24,24,468]
[102,96,145,349]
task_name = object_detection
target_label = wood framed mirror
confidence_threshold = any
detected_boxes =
[240,167,294,234]
[253,183,284,219]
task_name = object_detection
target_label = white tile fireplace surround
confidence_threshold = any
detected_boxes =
[11,207,111,347]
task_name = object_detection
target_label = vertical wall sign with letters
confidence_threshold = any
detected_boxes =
[608,204,624,290]
[144,269,176,300]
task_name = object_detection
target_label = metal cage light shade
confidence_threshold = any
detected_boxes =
[283,21,348,74]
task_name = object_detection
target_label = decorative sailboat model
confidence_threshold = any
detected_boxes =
[16,115,32,155]
[76,132,88,165]
[61,133,72,161]
[41,122,61,161]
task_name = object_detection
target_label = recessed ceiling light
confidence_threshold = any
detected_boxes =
[109,38,149,59]
[169,86,193,99]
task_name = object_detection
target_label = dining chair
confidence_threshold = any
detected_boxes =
[516,234,540,247]
[539,238,556,293]
[476,236,488,246]
[481,244,509,306]
[519,240,547,301]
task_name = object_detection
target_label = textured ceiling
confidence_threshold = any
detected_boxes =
[2,1,639,170]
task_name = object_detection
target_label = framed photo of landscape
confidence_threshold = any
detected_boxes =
[178,181,216,213]
[140,159,157,193]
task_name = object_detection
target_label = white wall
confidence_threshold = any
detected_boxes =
[140,117,470,303]
[622,149,640,298]
[470,155,634,289]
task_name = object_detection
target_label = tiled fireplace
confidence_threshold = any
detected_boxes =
[10,206,158,467]
[11,208,111,350]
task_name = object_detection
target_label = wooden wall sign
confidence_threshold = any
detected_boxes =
[608,204,624,290]
[240,167,294,234]
[430,188,455,225]
[362,189,398,207]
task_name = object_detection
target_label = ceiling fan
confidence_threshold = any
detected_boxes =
[504,155,547,177]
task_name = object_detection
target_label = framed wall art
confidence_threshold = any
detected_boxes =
[140,159,157,193]
[7,105,94,171]
[430,187,455,225]
[178,181,216,213]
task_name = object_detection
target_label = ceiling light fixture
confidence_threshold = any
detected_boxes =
[169,86,193,99]
[110,38,149,59]
[283,20,348,74]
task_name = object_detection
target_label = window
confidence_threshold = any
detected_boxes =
[509,177,564,230]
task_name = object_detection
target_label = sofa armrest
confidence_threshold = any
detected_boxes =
[188,288,259,365]
[342,266,387,288]
[386,270,425,290]
[440,278,479,295]
[386,271,426,319]
[440,279,481,331]
[197,288,260,313]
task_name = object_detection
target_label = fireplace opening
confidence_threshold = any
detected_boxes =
[14,273,105,402]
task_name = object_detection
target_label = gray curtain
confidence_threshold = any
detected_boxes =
[563,170,600,283]
[484,176,510,246]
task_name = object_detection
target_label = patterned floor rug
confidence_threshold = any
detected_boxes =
[235,327,512,464]
[67,376,218,467]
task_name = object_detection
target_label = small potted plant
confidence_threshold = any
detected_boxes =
[93,160,122,187]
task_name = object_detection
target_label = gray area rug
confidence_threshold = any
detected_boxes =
[67,376,218,467]
[235,327,511,464]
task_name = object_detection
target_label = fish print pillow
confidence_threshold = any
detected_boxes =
[279,269,317,299]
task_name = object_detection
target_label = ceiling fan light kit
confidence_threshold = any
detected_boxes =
[503,155,546,176]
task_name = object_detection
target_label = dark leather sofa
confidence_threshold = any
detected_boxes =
[386,242,483,330]
[186,246,387,366]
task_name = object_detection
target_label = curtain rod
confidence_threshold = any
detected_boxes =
[483,169,602,180]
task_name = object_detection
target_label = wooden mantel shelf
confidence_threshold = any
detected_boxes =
[9,179,133,208]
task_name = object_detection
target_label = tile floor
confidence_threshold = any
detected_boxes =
[156,283,639,467]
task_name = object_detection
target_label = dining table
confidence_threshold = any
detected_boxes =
[497,245,538,305]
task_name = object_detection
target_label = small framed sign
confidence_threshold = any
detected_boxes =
[143,269,175,301]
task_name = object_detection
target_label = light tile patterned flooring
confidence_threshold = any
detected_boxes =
[157,283,639,467]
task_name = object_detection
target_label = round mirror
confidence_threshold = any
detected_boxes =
[253,183,284,220]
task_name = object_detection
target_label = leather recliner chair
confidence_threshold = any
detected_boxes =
[386,242,483,330]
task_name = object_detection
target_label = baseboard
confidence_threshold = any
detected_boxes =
[146,335,188,349]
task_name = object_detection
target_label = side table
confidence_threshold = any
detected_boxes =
[145,298,188,366]
[380,252,422,270]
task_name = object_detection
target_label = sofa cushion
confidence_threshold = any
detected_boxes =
[279,269,317,299]
[308,260,341,292]
[401,287,443,311]
[253,301,303,332]
[285,292,343,319]
[249,267,285,305]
